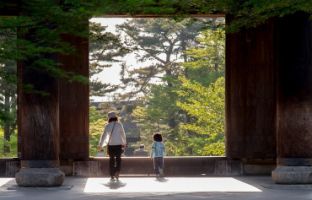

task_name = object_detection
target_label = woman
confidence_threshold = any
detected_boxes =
[98,111,127,181]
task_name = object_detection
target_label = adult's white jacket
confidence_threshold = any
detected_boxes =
[99,121,127,147]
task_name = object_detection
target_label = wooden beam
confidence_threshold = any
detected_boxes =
[0,1,19,16]
[97,14,225,18]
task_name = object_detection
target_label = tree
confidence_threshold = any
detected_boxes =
[175,25,226,156]
[117,18,206,129]
[117,18,205,95]
[177,77,225,156]
[0,0,96,87]
[0,0,97,156]
[119,18,226,155]
[0,28,17,155]
[89,22,129,97]
[89,106,106,156]
[183,27,225,85]
[131,101,172,155]
[0,60,17,155]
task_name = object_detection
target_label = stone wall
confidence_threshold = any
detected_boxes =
[73,157,243,177]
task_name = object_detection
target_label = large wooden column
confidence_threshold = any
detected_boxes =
[16,19,89,184]
[14,8,67,185]
[16,54,64,186]
[272,13,312,184]
[59,32,89,162]
[17,61,60,165]
[226,18,277,165]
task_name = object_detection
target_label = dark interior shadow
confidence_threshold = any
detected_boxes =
[103,180,127,190]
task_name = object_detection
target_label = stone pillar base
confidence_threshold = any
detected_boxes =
[272,166,312,184]
[15,168,65,187]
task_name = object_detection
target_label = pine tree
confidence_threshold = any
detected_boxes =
[117,18,206,128]
[89,22,129,97]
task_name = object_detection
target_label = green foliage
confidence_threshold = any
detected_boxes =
[0,28,17,155]
[117,18,206,98]
[89,106,105,156]
[93,1,312,31]
[0,1,99,156]
[89,106,103,122]
[0,128,17,158]
[1,1,311,77]
[174,24,225,156]
[131,103,173,155]
[177,77,225,156]
[119,18,226,156]
[184,27,225,84]
[89,21,129,96]
[0,0,96,87]
[89,118,106,156]
[226,0,312,31]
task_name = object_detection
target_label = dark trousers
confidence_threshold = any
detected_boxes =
[107,145,122,177]
[153,157,164,175]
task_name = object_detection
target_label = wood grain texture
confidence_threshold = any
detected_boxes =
[17,60,60,162]
[58,30,89,161]
[225,16,277,159]
[276,13,312,159]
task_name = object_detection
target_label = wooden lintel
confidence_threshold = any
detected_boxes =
[0,1,19,16]
[97,13,225,18]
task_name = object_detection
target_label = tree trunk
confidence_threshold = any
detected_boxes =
[3,91,10,154]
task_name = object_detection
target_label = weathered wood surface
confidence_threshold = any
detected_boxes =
[16,14,61,167]
[17,59,60,164]
[225,17,277,160]
[276,13,312,162]
[0,1,19,16]
[59,32,89,161]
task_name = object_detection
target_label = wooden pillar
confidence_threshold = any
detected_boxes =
[58,27,89,161]
[225,17,277,163]
[16,18,88,184]
[17,58,60,167]
[272,13,312,184]
[16,50,64,186]
[15,12,64,185]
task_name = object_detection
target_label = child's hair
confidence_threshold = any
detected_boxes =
[108,117,118,123]
[153,133,162,142]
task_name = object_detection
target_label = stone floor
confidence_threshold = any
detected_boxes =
[1,176,312,200]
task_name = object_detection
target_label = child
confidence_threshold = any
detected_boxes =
[151,133,165,177]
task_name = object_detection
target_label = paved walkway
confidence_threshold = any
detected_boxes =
[0,176,312,200]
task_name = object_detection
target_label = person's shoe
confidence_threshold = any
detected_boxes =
[110,177,115,182]
[159,168,164,177]
[115,172,119,181]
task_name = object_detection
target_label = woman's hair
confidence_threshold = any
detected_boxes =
[108,117,118,123]
[153,133,162,142]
